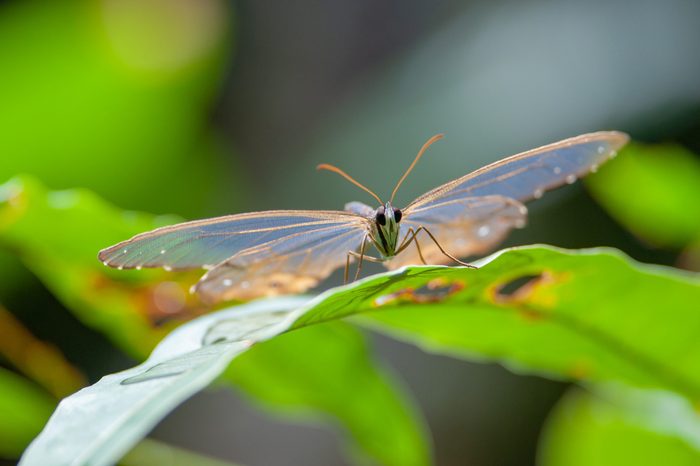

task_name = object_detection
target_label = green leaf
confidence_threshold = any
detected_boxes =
[0,175,193,355]
[357,247,700,400]
[227,322,429,466]
[0,367,55,457]
[121,438,243,466]
[538,385,700,466]
[20,245,700,466]
[19,298,304,466]
[586,142,700,248]
[20,297,429,466]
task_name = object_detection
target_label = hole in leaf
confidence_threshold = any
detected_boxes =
[496,274,544,298]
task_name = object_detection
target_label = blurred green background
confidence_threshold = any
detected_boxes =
[1,0,700,465]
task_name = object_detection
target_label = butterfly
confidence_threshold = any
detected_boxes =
[99,131,629,304]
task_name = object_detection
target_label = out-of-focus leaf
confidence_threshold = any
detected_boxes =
[0,0,236,218]
[0,367,55,458]
[121,438,242,466]
[0,175,205,355]
[20,245,700,466]
[227,322,429,466]
[0,176,179,267]
[538,385,700,466]
[587,143,700,248]
[0,305,85,398]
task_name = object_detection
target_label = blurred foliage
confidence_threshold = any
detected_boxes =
[121,439,243,466]
[539,385,700,466]
[0,304,85,398]
[587,143,700,251]
[0,176,200,356]
[0,367,54,458]
[228,322,429,466]
[0,0,237,217]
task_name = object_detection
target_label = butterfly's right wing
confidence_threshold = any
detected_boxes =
[193,222,370,303]
[384,195,527,269]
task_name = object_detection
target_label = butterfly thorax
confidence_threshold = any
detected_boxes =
[368,202,403,258]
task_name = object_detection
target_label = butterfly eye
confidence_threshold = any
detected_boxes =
[394,209,402,223]
[375,206,386,226]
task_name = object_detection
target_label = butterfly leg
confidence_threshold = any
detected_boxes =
[395,227,428,264]
[348,250,383,263]
[345,234,383,283]
[354,236,367,282]
[344,253,350,284]
[347,250,383,282]
[414,226,478,268]
[395,227,417,252]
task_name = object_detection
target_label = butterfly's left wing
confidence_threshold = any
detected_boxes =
[385,131,629,269]
[406,131,628,212]
[384,195,527,269]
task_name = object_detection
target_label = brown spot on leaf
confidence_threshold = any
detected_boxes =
[374,279,464,307]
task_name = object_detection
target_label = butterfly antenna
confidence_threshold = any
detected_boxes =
[390,133,444,203]
[317,163,383,204]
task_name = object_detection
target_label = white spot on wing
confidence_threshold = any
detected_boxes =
[590,164,599,173]
[597,146,605,154]
[533,188,544,199]
[553,166,562,175]
[160,249,166,254]
[163,266,172,272]
[477,225,490,237]
[565,174,576,184]
[223,279,233,287]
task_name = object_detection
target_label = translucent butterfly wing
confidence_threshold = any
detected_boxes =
[406,131,629,212]
[98,210,369,272]
[387,131,629,268]
[384,195,527,269]
[193,225,368,302]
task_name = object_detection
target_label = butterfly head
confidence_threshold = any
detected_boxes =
[373,202,402,257]
[316,134,443,257]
